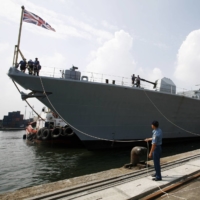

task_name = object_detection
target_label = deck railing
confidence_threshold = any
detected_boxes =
[24,66,200,100]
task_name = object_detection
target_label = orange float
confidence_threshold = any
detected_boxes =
[26,125,37,134]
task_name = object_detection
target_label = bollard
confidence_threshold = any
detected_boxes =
[124,146,147,168]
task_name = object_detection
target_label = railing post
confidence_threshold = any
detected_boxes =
[53,67,55,77]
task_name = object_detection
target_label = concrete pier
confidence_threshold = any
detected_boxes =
[0,149,200,200]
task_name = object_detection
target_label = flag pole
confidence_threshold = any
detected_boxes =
[15,6,25,66]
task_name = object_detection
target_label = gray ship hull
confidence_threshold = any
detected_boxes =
[8,67,200,149]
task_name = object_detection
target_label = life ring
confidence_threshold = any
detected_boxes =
[51,127,62,138]
[62,127,74,137]
[37,127,46,139]
[42,129,51,140]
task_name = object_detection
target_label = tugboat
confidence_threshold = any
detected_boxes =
[25,107,83,147]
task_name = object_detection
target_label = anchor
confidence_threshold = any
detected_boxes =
[20,91,52,100]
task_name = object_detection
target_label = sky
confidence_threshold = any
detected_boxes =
[1,0,200,119]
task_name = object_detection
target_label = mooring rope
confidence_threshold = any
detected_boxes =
[38,76,199,199]
[39,76,144,143]
[146,142,187,200]
[18,75,198,199]
[143,90,200,137]
[12,80,45,121]
[39,75,200,141]
[143,90,200,199]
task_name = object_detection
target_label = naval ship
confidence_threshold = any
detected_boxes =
[8,66,200,150]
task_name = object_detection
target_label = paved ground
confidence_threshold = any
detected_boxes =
[62,158,200,200]
[157,177,200,200]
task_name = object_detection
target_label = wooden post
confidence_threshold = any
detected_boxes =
[15,6,25,66]
[18,49,25,60]
[12,45,17,66]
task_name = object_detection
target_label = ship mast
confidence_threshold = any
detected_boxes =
[13,6,25,66]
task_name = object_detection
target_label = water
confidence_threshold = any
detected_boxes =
[0,131,200,194]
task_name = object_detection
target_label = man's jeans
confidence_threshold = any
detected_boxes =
[153,145,162,179]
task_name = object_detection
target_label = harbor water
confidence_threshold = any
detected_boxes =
[0,130,200,195]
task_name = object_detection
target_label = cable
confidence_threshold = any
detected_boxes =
[39,75,197,199]
[16,74,196,199]
[144,90,200,137]
[39,76,144,143]
[146,142,186,200]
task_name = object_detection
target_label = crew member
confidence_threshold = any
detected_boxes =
[27,59,34,75]
[18,59,27,73]
[33,58,41,76]
[132,74,135,85]
[136,75,140,87]
[145,121,163,181]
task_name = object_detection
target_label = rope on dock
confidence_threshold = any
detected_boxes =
[39,75,198,199]
[12,76,200,199]
[146,142,187,200]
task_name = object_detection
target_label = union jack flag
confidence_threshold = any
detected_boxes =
[23,9,55,32]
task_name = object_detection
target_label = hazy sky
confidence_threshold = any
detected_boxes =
[1,0,200,119]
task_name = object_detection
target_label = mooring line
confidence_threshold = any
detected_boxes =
[39,76,144,143]
[145,142,187,200]
[38,76,200,200]
[143,90,200,137]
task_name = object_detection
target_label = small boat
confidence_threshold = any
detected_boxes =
[25,108,83,147]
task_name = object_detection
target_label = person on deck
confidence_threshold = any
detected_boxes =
[33,58,41,76]
[18,59,27,73]
[27,59,34,75]
[136,75,140,87]
[131,74,135,86]
[145,121,163,181]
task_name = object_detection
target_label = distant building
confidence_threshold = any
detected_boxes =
[2,111,28,128]
[0,120,2,128]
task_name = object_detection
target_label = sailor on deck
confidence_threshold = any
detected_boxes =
[131,74,135,86]
[33,58,41,76]
[136,75,140,87]
[28,59,34,75]
[18,59,27,73]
